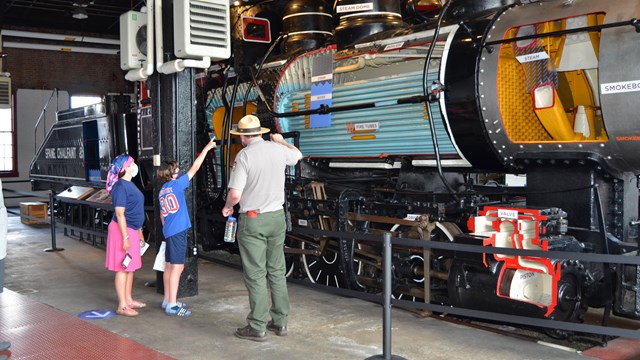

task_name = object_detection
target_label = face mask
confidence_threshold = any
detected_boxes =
[130,163,139,177]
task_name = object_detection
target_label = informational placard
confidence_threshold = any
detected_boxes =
[515,51,550,63]
[310,54,333,128]
[601,80,640,95]
[498,209,518,220]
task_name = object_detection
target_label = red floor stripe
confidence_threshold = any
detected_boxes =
[582,337,640,360]
[0,289,174,360]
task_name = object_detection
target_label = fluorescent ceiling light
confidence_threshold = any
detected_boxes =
[3,41,118,55]
[73,0,95,7]
[1,30,119,45]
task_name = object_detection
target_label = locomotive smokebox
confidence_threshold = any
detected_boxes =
[455,0,640,175]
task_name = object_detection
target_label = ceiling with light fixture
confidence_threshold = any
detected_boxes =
[2,0,147,38]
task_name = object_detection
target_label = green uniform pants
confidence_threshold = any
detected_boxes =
[237,209,289,332]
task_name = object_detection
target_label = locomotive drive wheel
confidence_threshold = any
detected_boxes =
[392,254,426,302]
[300,238,362,288]
[393,222,460,302]
[284,244,296,278]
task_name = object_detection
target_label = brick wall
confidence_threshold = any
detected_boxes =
[4,47,132,95]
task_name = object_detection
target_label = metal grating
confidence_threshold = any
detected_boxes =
[174,0,230,59]
[189,0,229,49]
[0,77,11,109]
[0,289,175,360]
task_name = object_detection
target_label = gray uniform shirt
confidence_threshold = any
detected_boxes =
[228,138,301,214]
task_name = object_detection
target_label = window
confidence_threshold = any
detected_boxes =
[0,104,16,176]
[70,95,102,109]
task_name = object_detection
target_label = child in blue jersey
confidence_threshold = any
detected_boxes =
[157,138,216,316]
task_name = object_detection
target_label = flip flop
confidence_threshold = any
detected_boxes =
[116,306,139,317]
[128,300,147,309]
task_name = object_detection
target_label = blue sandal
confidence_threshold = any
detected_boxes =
[0,341,10,351]
[162,300,187,310]
[166,304,191,317]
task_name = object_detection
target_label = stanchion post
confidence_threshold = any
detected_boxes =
[44,190,63,252]
[365,232,407,360]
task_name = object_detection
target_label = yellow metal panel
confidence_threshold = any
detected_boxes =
[497,54,552,142]
[212,102,257,166]
[534,90,582,141]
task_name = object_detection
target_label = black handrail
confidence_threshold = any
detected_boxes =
[32,88,59,154]
[484,18,639,48]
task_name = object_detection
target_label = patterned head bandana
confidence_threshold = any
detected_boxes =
[106,154,134,193]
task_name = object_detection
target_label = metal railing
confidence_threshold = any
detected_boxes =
[55,196,113,248]
[33,88,59,154]
[284,226,640,359]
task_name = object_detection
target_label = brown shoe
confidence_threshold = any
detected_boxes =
[266,320,288,336]
[235,325,267,342]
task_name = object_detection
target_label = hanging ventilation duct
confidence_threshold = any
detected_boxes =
[173,0,231,60]
[0,76,11,109]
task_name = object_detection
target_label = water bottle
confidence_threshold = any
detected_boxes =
[224,215,237,243]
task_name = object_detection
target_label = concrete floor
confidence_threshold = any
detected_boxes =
[3,214,592,360]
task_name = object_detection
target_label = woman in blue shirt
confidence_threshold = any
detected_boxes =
[105,154,146,317]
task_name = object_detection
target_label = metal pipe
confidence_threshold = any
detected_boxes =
[44,190,63,253]
[365,233,407,359]
[382,232,392,359]
[484,18,640,47]
[155,0,164,73]
[422,0,457,200]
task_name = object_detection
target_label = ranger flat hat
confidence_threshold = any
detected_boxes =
[230,115,270,136]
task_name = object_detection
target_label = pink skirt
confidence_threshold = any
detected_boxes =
[105,221,142,272]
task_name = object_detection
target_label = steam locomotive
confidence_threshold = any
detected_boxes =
[31,0,640,333]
